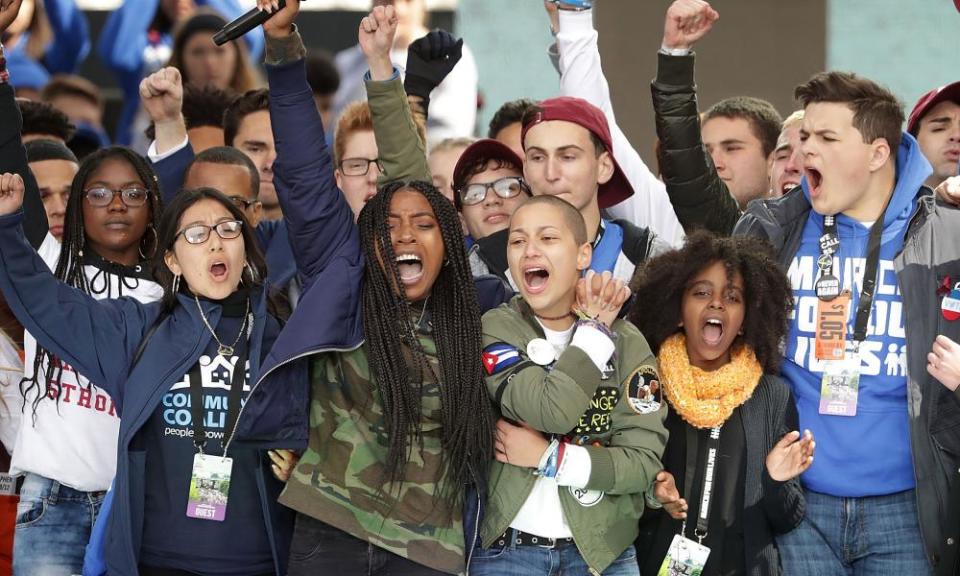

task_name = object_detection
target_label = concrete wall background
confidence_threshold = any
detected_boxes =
[594,0,827,166]
[827,0,960,112]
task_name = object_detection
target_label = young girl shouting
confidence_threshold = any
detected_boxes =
[630,231,815,576]
[476,195,668,576]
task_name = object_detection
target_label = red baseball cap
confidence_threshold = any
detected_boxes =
[908,81,960,134]
[452,139,525,211]
[520,96,634,209]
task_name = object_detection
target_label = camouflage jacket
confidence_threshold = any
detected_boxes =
[480,297,668,573]
[279,339,466,575]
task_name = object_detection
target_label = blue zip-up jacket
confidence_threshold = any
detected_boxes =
[0,59,364,576]
[150,144,297,291]
[97,0,264,145]
[5,0,90,79]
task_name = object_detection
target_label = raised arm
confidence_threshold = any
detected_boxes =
[652,0,740,235]
[360,6,431,184]
[141,66,194,203]
[554,5,684,247]
[260,1,360,288]
[0,7,48,249]
[40,0,90,74]
[0,174,149,398]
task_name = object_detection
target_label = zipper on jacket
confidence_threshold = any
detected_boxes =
[223,342,363,455]
[464,490,481,575]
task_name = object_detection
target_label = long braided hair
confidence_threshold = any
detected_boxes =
[357,180,494,504]
[21,147,162,417]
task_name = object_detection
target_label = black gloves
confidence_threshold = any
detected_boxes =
[404,29,464,101]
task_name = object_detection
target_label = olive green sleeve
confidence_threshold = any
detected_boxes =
[365,75,431,185]
[482,315,603,435]
[582,323,668,494]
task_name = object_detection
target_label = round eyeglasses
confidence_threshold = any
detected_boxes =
[83,186,149,208]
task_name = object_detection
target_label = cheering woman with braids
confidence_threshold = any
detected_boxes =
[252,2,503,575]
[12,146,164,573]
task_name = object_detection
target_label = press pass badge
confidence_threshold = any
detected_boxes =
[657,534,710,576]
[815,290,851,361]
[187,453,233,521]
[819,350,861,417]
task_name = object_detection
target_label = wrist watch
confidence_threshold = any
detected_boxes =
[552,0,593,12]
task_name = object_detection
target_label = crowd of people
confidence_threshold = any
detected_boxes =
[0,0,959,575]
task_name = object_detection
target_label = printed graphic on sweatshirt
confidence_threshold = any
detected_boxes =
[785,255,906,378]
[161,354,251,445]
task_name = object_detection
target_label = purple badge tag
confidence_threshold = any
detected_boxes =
[186,453,233,522]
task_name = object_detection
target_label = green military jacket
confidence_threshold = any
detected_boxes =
[480,297,668,574]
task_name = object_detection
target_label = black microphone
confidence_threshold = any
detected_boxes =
[213,0,288,46]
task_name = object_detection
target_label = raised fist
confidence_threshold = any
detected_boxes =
[256,0,300,39]
[662,0,719,51]
[0,173,25,217]
[139,67,184,125]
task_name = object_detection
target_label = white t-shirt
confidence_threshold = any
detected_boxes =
[10,234,163,492]
[0,332,23,458]
[508,321,613,539]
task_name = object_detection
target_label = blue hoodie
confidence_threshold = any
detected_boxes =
[781,133,932,497]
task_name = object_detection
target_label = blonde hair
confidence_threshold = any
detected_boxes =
[429,137,475,157]
[334,101,427,165]
[782,109,804,130]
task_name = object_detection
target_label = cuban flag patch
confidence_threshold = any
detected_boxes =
[482,343,521,375]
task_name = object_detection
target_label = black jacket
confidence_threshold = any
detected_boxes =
[638,375,804,576]
[651,52,742,236]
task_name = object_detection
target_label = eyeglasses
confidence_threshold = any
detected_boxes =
[458,177,528,206]
[339,157,381,177]
[228,196,260,210]
[175,220,244,245]
[83,186,149,208]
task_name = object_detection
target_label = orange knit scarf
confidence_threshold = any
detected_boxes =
[658,333,763,429]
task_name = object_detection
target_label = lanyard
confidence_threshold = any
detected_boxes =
[816,207,888,347]
[188,345,247,455]
[682,425,722,543]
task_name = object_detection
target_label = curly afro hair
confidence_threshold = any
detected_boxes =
[628,230,793,373]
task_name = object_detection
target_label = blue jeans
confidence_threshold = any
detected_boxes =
[14,473,106,576]
[470,529,639,576]
[777,488,931,576]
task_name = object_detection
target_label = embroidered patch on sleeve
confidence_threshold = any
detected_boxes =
[626,365,662,414]
[482,343,521,375]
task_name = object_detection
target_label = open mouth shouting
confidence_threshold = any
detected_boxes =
[805,165,824,198]
[396,253,424,286]
[522,265,550,296]
[209,259,230,282]
[702,317,724,348]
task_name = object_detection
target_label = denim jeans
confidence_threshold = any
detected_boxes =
[777,488,931,576]
[469,528,639,576]
[14,473,106,576]
[286,513,448,576]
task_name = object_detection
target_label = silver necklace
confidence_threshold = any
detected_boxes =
[194,294,252,357]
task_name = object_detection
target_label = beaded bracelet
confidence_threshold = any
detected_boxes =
[575,317,616,341]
